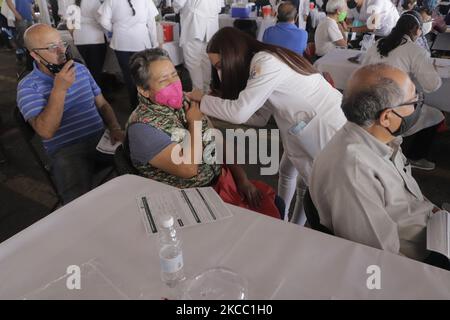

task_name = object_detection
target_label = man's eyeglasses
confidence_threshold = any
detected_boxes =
[32,41,69,54]
[392,92,425,111]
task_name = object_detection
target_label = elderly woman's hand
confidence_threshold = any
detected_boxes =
[238,180,263,209]
[186,89,205,102]
[186,101,203,123]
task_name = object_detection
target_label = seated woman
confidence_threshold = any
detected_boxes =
[126,48,283,219]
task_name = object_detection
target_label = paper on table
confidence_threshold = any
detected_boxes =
[96,129,121,155]
[427,210,450,258]
[137,187,233,235]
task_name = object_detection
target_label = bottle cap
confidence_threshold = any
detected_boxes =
[160,215,174,228]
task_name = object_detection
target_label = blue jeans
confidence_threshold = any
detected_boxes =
[48,132,113,205]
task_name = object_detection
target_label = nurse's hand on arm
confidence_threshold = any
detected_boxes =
[186,89,205,102]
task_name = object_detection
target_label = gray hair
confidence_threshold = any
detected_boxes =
[129,48,171,90]
[342,78,405,127]
[326,0,347,13]
[277,2,297,23]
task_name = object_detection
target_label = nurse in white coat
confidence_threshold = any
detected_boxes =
[172,0,224,93]
[346,0,399,37]
[362,10,443,169]
[188,27,347,224]
[362,10,443,132]
[97,0,159,108]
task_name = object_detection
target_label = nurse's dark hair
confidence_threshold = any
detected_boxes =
[75,0,82,6]
[341,77,404,127]
[129,48,171,90]
[127,0,136,16]
[207,27,318,100]
[377,11,423,57]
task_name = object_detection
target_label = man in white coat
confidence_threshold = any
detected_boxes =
[173,0,224,92]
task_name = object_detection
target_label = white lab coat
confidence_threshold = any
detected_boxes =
[66,0,104,45]
[97,0,159,51]
[200,51,347,185]
[173,0,223,91]
[173,0,223,46]
[1,0,15,27]
[354,0,399,37]
[362,36,444,135]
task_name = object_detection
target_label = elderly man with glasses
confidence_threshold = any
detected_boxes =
[310,63,449,269]
[17,23,124,204]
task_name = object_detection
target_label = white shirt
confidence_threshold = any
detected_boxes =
[310,122,433,261]
[200,51,347,184]
[362,36,442,93]
[314,17,344,57]
[173,0,223,46]
[356,0,399,37]
[97,0,159,51]
[66,0,105,45]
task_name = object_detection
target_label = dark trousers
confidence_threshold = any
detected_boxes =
[48,132,113,205]
[76,43,107,89]
[424,252,450,271]
[402,124,439,161]
[114,50,138,110]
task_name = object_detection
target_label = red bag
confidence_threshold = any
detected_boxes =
[213,166,281,219]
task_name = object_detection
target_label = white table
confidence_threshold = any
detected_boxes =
[314,48,450,112]
[219,14,276,41]
[0,175,449,299]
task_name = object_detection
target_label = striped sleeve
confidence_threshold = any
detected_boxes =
[83,65,101,97]
[17,82,47,121]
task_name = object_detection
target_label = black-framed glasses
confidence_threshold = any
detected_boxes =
[392,92,425,111]
[32,41,69,54]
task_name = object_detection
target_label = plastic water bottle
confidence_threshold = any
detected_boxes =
[158,215,185,288]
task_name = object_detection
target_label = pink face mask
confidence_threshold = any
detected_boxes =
[154,80,183,110]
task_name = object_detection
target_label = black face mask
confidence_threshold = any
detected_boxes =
[35,49,73,74]
[347,0,358,9]
[387,104,422,136]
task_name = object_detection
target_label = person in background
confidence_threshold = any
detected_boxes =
[0,0,13,49]
[362,11,443,171]
[172,0,224,93]
[6,0,34,63]
[310,63,449,270]
[399,0,418,14]
[286,0,310,29]
[187,27,346,225]
[421,0,447,34]
[18,24,124,204]
[415,6,433,52]
[262,1,308,55]
[314,0,348,57]
[67,0,106,91]
[97,0,160,110]
[345,0,399,37]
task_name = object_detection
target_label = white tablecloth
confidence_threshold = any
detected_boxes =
[0,175,449,299]
[219,14,276,41]
[314,48,450,112]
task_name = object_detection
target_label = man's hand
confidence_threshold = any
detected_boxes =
[186,101,203,123]
[237,180,263,209]
[186,89,205,102]
[54,60,75,91]
[109,129,125,145]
